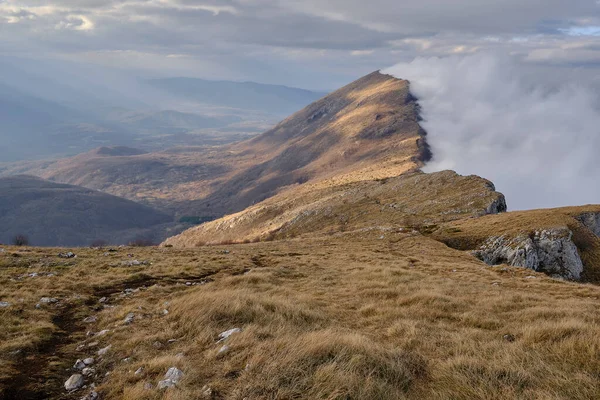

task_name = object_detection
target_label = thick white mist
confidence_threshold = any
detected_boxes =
[384,54,600,210]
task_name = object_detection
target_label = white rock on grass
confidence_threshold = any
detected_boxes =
[217,328,241,342]
[80,390,99,400]
[134,367,144,375]
[74,359,86,370]
[124,313,135,324]
[64,374,85,391]
[82,367,95,377]
[83,316,97,323]
[157,367,184,389]
[0,301,10,308]
[217,345,230,355]
[40,297,58,304]
[97,345,111,356]
[83,358,95,365]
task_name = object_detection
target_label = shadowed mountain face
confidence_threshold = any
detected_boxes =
[3,72,431,220]
[0,176,176,246]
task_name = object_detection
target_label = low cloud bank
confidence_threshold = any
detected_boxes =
[384,54,600,210]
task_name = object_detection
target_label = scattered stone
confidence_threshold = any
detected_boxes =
[96,329,110,337]
[82,367,95,377]
[124,313,135,324]
[83,358,95,365]
[525,275,537,279]
[185,282,192,286]
[143,383,153,390]
[122,357,131,363]
[201,385,213,397]
[76,344,86,351]
[80,391,98,400]
[217,328,241,342]
[74,359,86,370]
[58,252,76,259]
[0,301,10,308]
[218,345,230,355]
[97,345,111,356]
[491,282,500,286]
[29,272,38,278]
[503,334,516,342]
[176,353,185,359]
[98,297,108,303]
[64,374,85,391]
[88,341,99,347]
[83,316,97,324]
[157,367,184,389]
[121,260,149,267]
[167,339,177,344]
[153,341,164,349]
[35,303,41,309]
[134,367,144,375]
[40,297,58,304]
[162,309,169,315]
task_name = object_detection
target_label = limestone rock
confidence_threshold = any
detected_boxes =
[97,345,111,356]
[80,391,98,400]
[157,367,184,389]
[74,359,86,370]
[473,228,584,280]
[217,328,241,342]
[40,297,58,304]
[64,374,85,391]
[124,313,135,324]
[576,212,600,237]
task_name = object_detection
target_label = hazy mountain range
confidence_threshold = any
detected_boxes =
[0,57,326,162]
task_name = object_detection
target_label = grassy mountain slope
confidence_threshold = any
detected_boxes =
[1,234,599,399]
[0,176,177,246]
[3,72,429,218]
[164,170,506,246]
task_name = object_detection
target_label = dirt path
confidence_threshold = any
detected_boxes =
[2,270,221,399]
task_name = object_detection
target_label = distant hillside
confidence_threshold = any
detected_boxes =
[147,77,327,115]
[5,72,430,219]
[0,176,178,246]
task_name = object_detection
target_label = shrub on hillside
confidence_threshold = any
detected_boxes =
[128,237,156,247]
[12,234,29,246]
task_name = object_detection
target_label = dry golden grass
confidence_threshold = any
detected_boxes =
[2,72,427,220]
[433,205,600,282]
[164,170,504,247]
[2,231,599,399]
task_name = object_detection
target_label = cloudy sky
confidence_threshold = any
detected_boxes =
[2,0,600,89]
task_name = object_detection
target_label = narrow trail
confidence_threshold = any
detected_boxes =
[2,271,220,399]
[2,306,81,400]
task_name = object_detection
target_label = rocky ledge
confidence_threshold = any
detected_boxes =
[473,228,583,280]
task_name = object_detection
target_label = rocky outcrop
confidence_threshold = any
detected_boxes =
[485,194,507,215]
[473,228,583,280]
[575,212,600,237]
